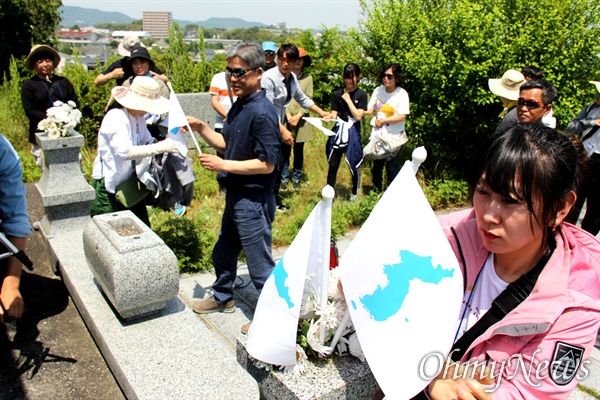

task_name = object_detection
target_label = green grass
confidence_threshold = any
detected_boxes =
[1,80,468,273]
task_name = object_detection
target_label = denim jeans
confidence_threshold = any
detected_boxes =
[372,152,401,191]
[211,191,276,304]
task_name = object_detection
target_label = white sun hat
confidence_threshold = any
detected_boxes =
[590,81,600,94]
[118,34,146,57]
[488,69,526,101]
[111,76,169,115]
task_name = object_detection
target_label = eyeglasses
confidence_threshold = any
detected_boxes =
[35,58,53,65]
[383,73,395,80]
[225,66,257,79]
[265,51,275,56]
[517,98,543,110]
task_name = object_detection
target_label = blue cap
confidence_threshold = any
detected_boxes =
[262,42,277,53]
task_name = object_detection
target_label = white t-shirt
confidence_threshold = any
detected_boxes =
[209,72,236,129]
[367,86,410,134]
[92,108,154,193]
[454,253,508,341]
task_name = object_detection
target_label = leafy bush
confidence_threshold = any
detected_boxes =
[423,179,469,210]
[152,215,213,273]
[355,0,600,176]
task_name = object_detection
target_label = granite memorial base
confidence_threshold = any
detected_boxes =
[237,336,378,400]
[83,211,179,320]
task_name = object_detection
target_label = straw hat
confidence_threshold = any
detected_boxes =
[111,76,169,114]
[590,81,600,94]
[297,47,312,68]
[488,69,525,101]
[25,44,60,70]
[118,35,146,57]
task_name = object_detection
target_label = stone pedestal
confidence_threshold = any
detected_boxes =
[83,211,179,320]
[35,132,95,237]
[237,336,378,400]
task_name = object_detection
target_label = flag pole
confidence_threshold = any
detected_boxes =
[320,185,335,345]
[167,82,202,155]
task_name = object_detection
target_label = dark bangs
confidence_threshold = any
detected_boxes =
[475,123,580,245]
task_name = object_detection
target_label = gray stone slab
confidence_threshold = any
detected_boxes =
[179,266,259,348]
[46,228,259,400]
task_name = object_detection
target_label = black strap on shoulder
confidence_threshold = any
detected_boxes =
[449,248,552,362]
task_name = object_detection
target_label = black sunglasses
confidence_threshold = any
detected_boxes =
[225,66,258,79]
[383,73,395,80]
[265,51,275,56]
[517,98,543,110]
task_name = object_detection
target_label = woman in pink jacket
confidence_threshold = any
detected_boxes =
[424,123,600,399]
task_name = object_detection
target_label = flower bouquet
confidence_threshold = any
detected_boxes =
[37,100,82,138]
[253,267,365,375]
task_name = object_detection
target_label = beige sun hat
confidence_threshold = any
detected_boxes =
[111,76,169,114]
[590,81,600,94]
[488,69,526,101]
[25,44,60,70]
[118,34,146,57]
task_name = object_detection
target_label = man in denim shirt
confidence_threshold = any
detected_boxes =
[0,134,32,322]
[186,43,280,334]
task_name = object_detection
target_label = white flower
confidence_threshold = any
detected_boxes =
[348,332,365,362]
[306,319,333,357]
[279,345,308,374]
[38,100,82,138]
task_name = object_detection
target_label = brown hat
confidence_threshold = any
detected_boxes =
[488,69,525,101]
[297,47,312,68]
[25,44,60,70]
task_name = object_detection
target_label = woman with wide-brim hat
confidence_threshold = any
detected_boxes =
[90,76,181,226]
[21,44,79,166]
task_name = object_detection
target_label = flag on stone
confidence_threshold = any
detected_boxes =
[339,151,463,399]
[247,200,329,366]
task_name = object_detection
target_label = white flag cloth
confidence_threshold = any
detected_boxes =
[164,85,189,156]
[339,160,463,399]
[302,117,337,136]
[247,200,328,366]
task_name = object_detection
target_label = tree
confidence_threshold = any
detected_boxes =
[355,0,600,177]
[0,0,62,82]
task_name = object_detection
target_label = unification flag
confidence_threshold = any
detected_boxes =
[339,151,463,399]
[165,82,190,156]
[247,200,329,366]
[302,117,337,136]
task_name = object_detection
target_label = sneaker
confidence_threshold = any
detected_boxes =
[191,296,235,314]
[276,204,288,213]
[280,181,289,192]
[292,180,300,191]
[350,194,359,203]
[174,203,186,217]
[241,321,252,334]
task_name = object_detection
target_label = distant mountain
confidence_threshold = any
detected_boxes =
[59,6,267,29]
[59,6,135,27]
[176,17,267,29]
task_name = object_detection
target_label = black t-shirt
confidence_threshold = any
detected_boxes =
[331,87,368,122]
[102,57,163,86]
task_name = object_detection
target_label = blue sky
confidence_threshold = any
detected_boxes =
[62,0,362,30]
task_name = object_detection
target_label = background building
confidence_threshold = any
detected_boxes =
[142,11,172,39]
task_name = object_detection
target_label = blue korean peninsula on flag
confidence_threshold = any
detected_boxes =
[247,200,328,366]
[340,153,463,399]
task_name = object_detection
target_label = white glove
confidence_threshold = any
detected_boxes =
[126,138,180,160]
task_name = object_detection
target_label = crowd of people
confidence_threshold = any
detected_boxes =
[3,37,599,400]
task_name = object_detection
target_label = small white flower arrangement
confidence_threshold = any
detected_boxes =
[252,268,364,374]
[37,100,82,138]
